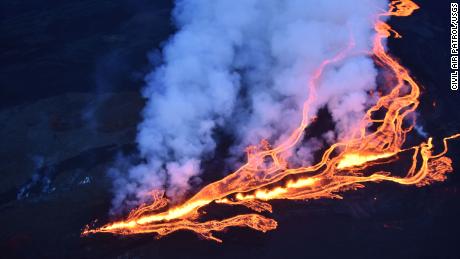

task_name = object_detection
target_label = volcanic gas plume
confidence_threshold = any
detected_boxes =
[84,0,460,242]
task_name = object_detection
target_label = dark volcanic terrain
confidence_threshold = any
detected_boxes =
[1,1,459,258]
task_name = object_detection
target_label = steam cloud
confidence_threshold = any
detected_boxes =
[111,0,388,212]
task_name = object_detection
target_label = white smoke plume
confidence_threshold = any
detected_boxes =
[111,0,388,211]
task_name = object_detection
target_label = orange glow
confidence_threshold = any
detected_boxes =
[83,0,459,242]
[336,152,394,169]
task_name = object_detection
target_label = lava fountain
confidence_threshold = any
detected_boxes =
[83,0,460,242]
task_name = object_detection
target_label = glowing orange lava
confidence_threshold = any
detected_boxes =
[83,0,460,242]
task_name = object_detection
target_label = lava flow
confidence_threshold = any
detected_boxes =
[83,0,460,242]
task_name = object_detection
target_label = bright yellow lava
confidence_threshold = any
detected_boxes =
[235,177,318,201]
[136,199,211,224]
[336,152,394,169]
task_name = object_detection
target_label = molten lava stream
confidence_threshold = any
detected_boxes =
[83,0,460,242]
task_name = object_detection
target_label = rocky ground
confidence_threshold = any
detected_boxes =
[1,0,459,258]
